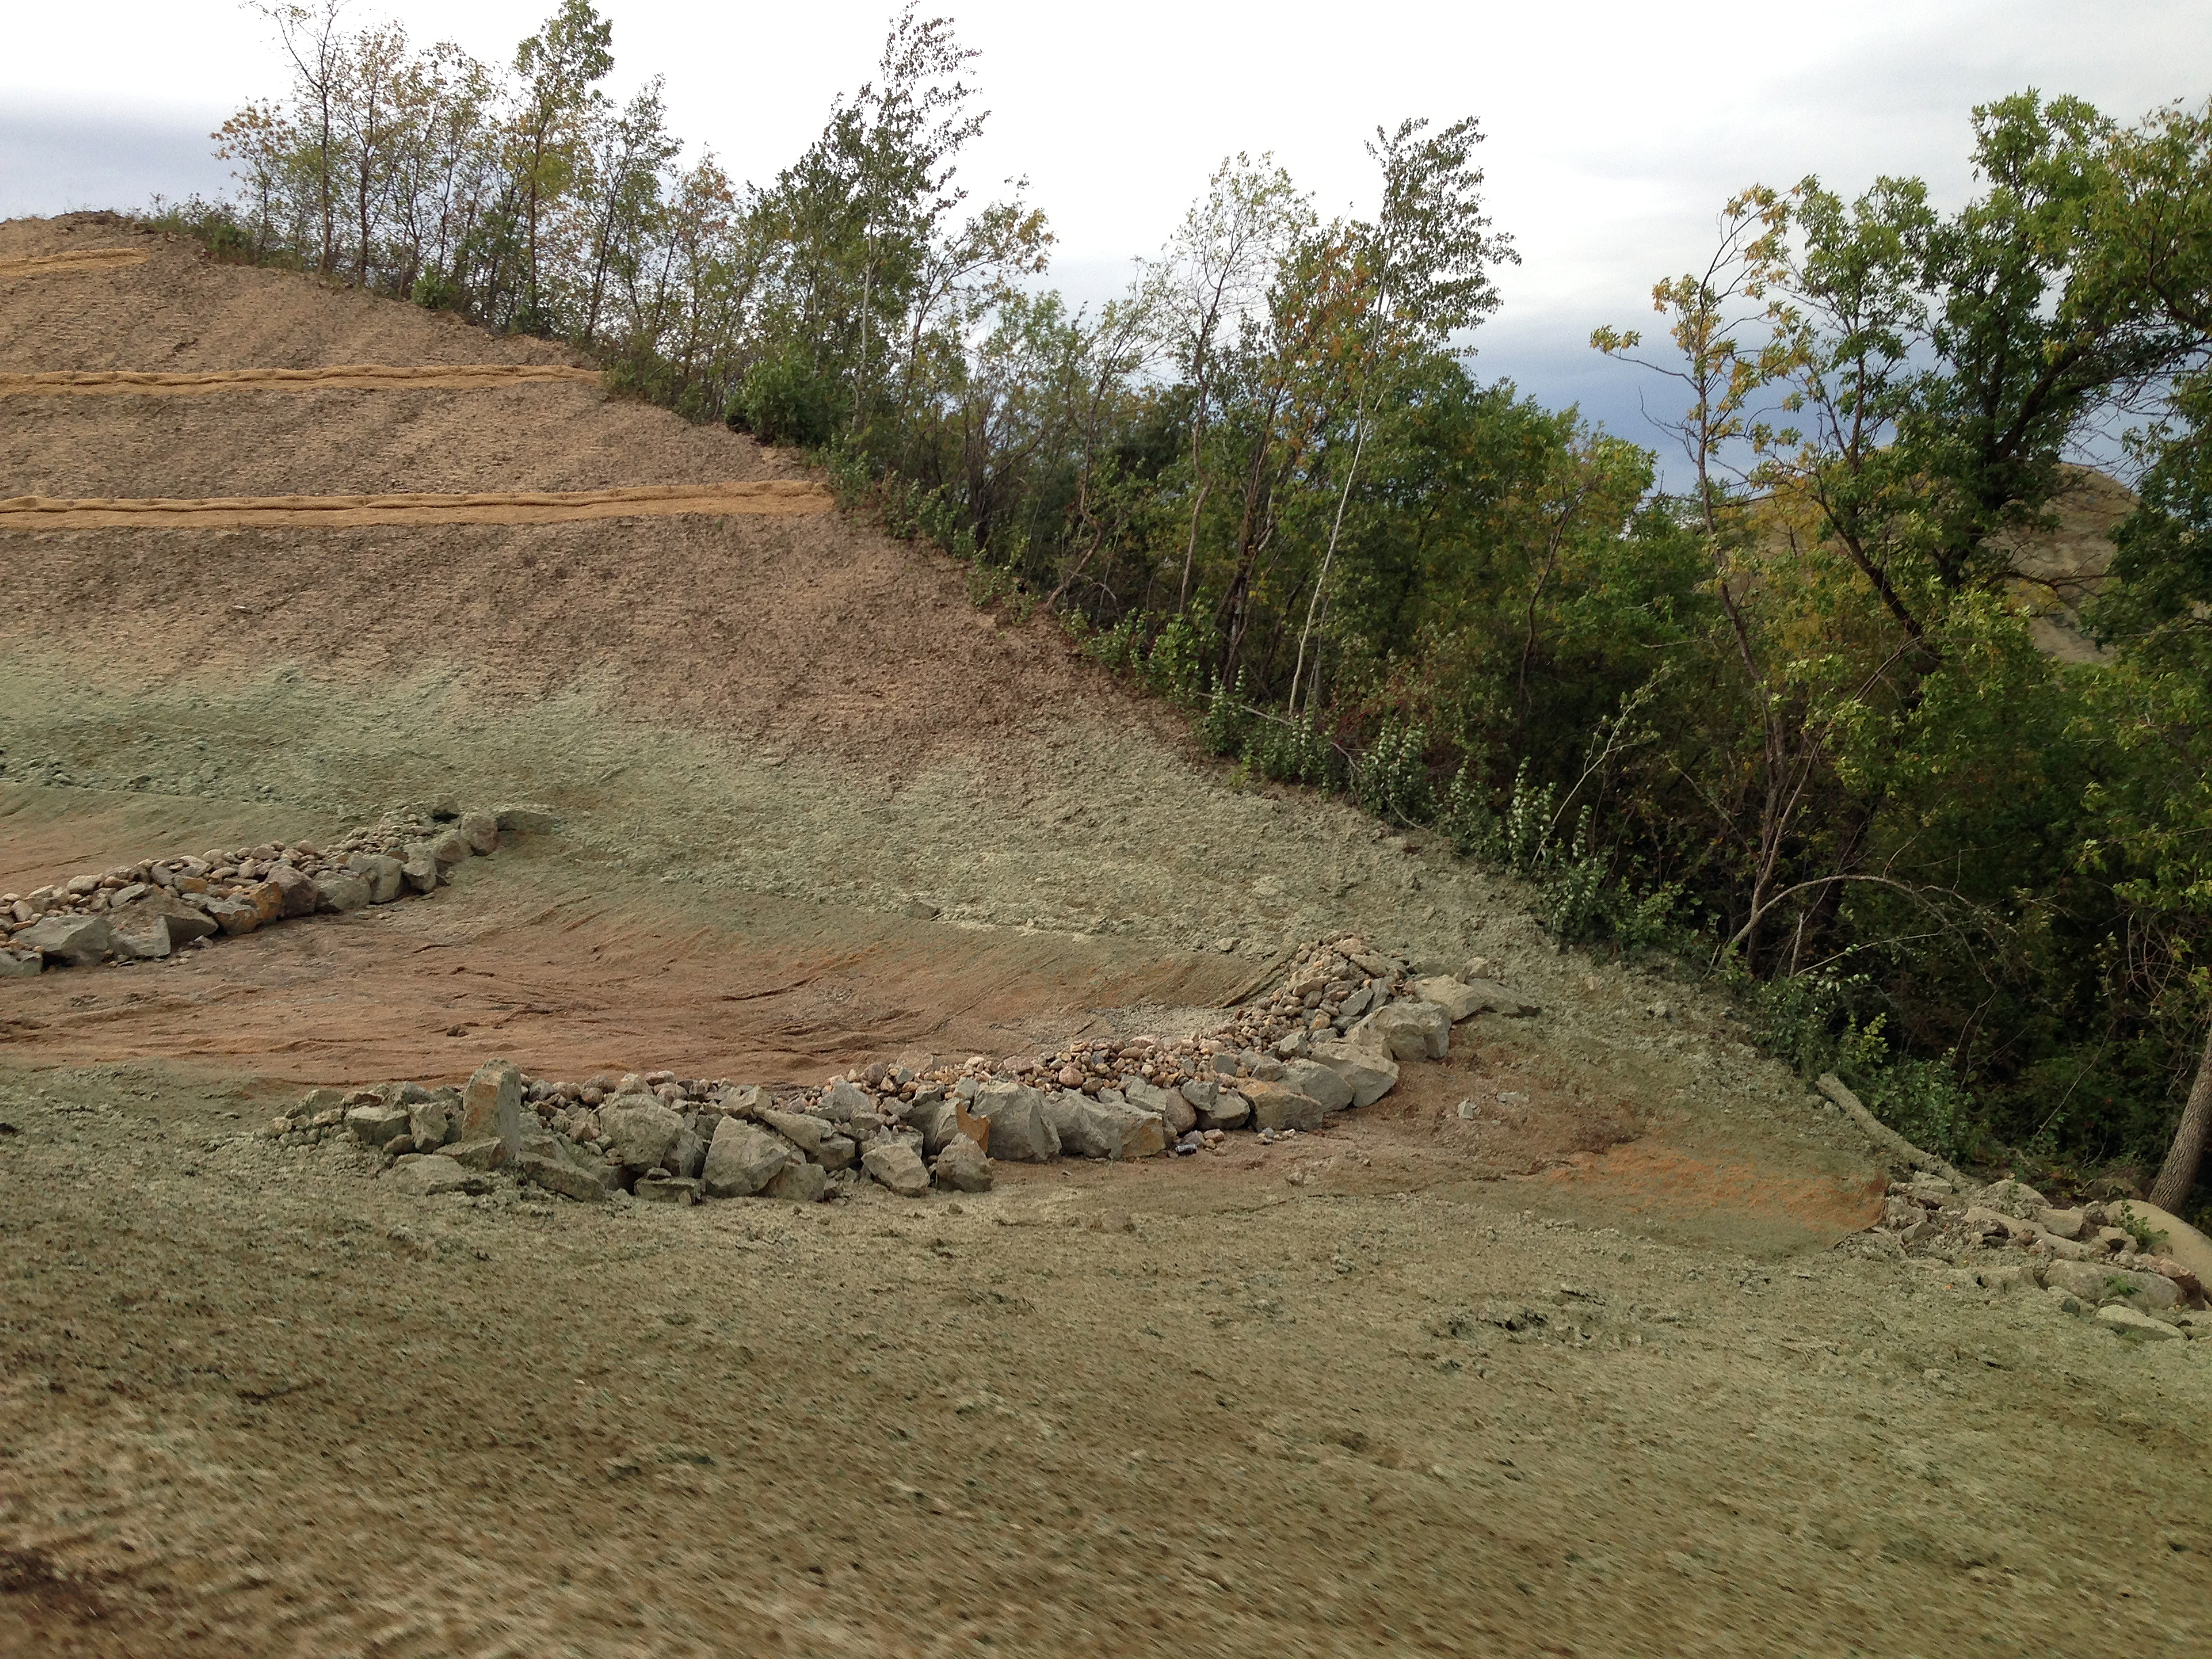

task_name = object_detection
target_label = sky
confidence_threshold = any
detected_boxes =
[5,0,2210,451]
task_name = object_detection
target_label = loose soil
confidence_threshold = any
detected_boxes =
[5,211,2209,1656]
[0,364,601,396]
[0,481,832,529]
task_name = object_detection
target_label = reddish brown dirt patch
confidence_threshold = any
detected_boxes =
[0,363,600,395]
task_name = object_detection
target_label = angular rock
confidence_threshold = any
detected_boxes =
[457,811,499,855]
[458,1059,525,1164]
[493,804,558,834]
[408,1099,452,1151]
[972,1082,1059,1162]
[346,1103,412,1147]
[419,829,471,868]
[2095,1304,2184,1340]
[701,1119,795,1198]
[1417,976,1540,1019]
[203,896,261,936]
[634,1174,699,1205]
[1243,1080,1324,1133]
[388,1155,490,1197]
[670,1126,705,1180]
[266,863,319,918]
[347,853,405,903]
[819,1080,872,1122]
[1123,1078,1193,1135]
[15,912,112,967]
[313,870,373,914]
[2045,1260,2182,1311]
[600,1098,684,1173]
[1279,1059,1354,1113]
[2036,1206,2088,1242]
[1197,1089,1250,1132]
[401,853,440,895]
[931,1134,993,1193]
[518,1134,619,1202]
[719,1084,769,1118]
[1310,1038,1400,1107]
[764,1160,830,1203]
[245,880,285,926]
[0,949,41,978]
[759,1108,857,1170]
[862,1141,931,1197]
[108,912,172,960]
[1043,1089,1114,1158]
[1354,1000,1450,1062]
[1973,1178,2050,1220]
[1098,1100,1169,1158]
[438,1138,504,1172]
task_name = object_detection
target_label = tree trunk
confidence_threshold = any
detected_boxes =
[2149,1021,2212,1213]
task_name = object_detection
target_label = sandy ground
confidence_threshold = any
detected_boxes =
[0,365,600,396]
[0,482,832,529]
[5,213,2209,1654]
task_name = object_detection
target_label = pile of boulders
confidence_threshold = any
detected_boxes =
[0,802,551,975]
[273,935,1544,1206]
[1851,1172,2212,1338]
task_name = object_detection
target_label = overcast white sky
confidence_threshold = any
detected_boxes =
[5,0,2209,444]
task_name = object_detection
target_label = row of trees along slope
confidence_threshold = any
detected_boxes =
[155,3,2212,1216]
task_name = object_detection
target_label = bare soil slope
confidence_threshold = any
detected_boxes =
[5,213,2207,1657]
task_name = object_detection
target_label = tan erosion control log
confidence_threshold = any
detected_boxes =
[0,480,834,529]
[0,247,152,279]
[0,364,603,396]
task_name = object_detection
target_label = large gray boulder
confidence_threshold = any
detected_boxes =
[1197,1089,1250,1131]
[764,1160,830,1203]
[457,1059,524,1165]
[16,912,113,966]
[819,1080,872,1121]
[313,871,373,914]
[2045,1260,2182,1311]
[517,1132,620,1202]
[1243,1080,1324,1132]
[347,853,405,903]
[1279,1059,1353,1113]
[931,1134,993,1192]
[701,1119,794,1197]
[1416,976,1540,1019]
[346,1103,412,1147]
[266,863,318,918]
[600,1097,684,1173]
[972,1082,1059,1162]
[1120,1078,1191,1134]
[1354,1000,1450,1062]
[1311,1038,1400,1107]
[862,1141,931,1197]
[0,950,41,978]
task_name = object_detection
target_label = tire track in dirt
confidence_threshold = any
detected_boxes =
[0,480,832,528]
[0,363,602,396]
[0,247,151,279]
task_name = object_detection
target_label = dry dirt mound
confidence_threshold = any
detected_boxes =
[0,363,600,396]
[0,480,832,528]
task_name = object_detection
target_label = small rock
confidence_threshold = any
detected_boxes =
[347,853,405,903]
[758,1107,857,1170]
[701,1120,795,1197]
[408,1099,452,1151]
[819,1080,872,1122]
[437,1138,504,1172]
[517,1134,619,1202]
[2036,1206,2089,1242]
[1973,1178,2050,1221]
[492,804,558,834]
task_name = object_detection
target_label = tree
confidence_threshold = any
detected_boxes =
[510,0,613,328]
